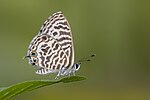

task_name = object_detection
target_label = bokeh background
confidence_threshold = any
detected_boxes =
[0,0,150,100]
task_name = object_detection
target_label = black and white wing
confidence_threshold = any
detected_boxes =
[38,11,74,68]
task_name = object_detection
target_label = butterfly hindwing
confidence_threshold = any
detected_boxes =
[28,34,69,74]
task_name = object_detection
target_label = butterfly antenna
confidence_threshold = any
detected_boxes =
[77,54,96,64]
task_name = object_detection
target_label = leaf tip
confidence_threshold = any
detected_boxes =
[60,76,86,83]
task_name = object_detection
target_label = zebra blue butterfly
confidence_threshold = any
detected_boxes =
[25,11,95,79]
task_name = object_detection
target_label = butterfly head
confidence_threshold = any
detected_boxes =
[73,63,80,71]
[73,54,96,70]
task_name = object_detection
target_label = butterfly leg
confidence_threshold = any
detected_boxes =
[55,70,62,79]
[55,75,59,80]
[71,67,76,76]
[68,68,76,76]
[72,70,76,76]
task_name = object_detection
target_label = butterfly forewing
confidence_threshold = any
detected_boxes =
[27,11,75,75]
[38,11,74,68]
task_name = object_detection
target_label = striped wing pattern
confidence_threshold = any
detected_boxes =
[27,11,74,75]
[38,11,74,68]
[34,35,69,74]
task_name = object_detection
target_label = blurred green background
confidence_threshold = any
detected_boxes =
[0,0,150,100]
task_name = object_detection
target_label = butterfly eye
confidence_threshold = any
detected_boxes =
[75,64,80,71]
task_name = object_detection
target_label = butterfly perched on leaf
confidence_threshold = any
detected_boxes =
[24,11,95,79]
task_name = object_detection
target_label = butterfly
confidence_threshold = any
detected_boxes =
[25,11,95,79]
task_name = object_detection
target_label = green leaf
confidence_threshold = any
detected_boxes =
[0,76,86,100]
